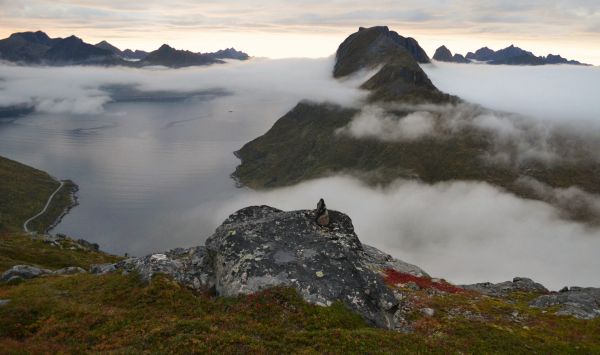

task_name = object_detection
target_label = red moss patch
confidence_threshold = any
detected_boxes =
[384,269,465,294]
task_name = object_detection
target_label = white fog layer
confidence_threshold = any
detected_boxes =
[1,59,599,290]
[206,176,600,290]
[422,61,600,125]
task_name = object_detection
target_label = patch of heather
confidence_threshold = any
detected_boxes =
[384,269,465,294]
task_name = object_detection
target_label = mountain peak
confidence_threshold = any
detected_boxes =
[62,35,83,43]
[158,44,174,51]
[95,40,122,55]
[433,45,471,63]
[433,45,453,61]
[333,25,430,78]
[8,30,52,44]
[358,25,389,32]
[333,26,452,103]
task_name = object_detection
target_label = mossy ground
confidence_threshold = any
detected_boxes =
[0,272,598,353]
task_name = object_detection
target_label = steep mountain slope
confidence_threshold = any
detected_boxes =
[233,26,600,223]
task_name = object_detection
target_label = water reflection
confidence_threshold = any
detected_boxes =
[0,94,291,255]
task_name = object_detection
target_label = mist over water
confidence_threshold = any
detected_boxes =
[1,59,600,289]
[0,58,370,255]
[422,61,600,125]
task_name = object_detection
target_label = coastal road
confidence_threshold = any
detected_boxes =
[23,180,65,233]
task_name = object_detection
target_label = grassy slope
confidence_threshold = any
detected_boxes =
[0,156,76,234]
[0,274,598,353]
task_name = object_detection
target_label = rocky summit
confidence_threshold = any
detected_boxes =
[432,45,470,63]
[333,26,452,103]
[94,204,428,330]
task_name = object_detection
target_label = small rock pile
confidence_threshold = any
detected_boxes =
[1,265,86,283]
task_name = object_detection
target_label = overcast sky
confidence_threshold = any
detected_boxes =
[1,0,599,64]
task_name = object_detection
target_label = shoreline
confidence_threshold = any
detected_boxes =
[46,180,79,234]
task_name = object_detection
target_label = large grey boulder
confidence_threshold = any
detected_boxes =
[205,205,401,328]
[530,287,600,319]
[1,265,51,282]
[105,205,428,330]
[461,277,548,297]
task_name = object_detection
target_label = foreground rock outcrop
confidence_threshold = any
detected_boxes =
[461,277,549,297]
[530,287,600,319]
[1,264,86,283]
[94,204,428,329]
[462,278,600,320]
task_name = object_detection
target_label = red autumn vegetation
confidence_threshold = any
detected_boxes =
[383,269,465,294]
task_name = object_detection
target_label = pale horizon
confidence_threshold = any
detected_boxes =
[1,0,599,65]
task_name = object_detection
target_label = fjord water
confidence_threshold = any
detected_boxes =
[0,58,366,256]
[0,95,287,255]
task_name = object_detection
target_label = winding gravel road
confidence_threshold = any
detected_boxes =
[23,180,65,233]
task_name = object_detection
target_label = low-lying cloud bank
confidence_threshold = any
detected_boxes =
[337,101,600,170]
[422,62,600,126]
[193,176,600,290]
[0,58,369,115]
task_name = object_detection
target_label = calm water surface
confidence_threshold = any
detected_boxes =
[0,94,289,255]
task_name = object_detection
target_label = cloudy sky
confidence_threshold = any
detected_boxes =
[1,0,599,64]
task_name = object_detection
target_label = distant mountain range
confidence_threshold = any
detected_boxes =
[0,31,249,67]
[433,44,588,65]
